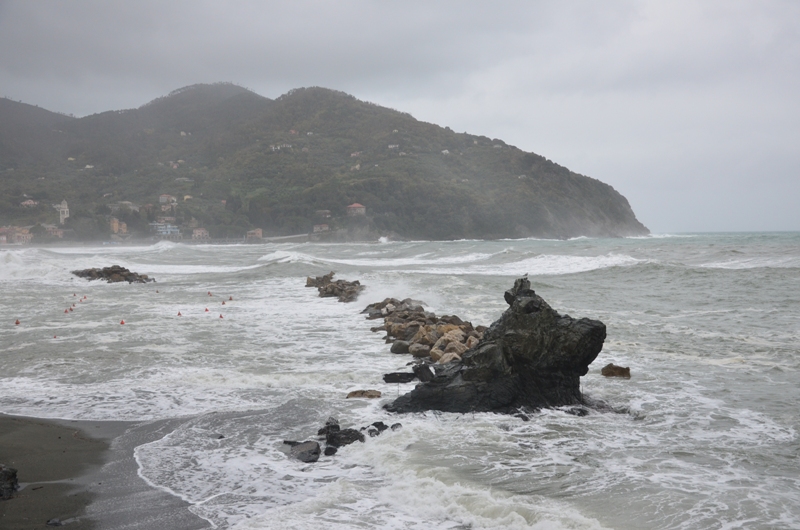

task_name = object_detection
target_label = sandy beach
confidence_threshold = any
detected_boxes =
[0,414,110,529]
[0,415,211,530]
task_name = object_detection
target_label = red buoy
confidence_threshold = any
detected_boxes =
[219,314,224,319]
[83,296,87,300]
[69,307,73,312]
[73,303,76,307]
[222,301,226,305]
[156,290,159,293]
[208,291,212,296]
[177,311,182,316]
[73,293,76,297]
[54,335,57,338]
[15,319,20,325]
[229,296,233,301]
[64,309,69,314]
[205,308,209,312]
[120,320,125,325]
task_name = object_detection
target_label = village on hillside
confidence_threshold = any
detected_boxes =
[0,192,368,245]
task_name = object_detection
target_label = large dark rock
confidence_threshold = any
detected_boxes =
[326,428,365,448]
[0,464,18,500]
[72,265,155,284]
[385,277,606,414]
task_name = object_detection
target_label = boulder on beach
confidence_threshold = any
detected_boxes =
[306,271,364,302]
[0,464,18,500]
[601,363,631,378]
[385,277,606,414]
[71,265,155,284]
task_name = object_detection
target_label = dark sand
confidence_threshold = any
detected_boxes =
[0,415,210,530]
[0,414,110,529]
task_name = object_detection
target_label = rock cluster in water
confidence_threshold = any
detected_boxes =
[0,464,18,500]
[306,271,364,302]
[601,363,631,378]
[283,417,401,463]
[384,277,606,414]
[363,298,487,365]
[72,265,155,284]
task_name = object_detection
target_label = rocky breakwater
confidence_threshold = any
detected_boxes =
[364,298,487,369]
[306,271,364,302]
[72,265,155,283]
[384,277,606,414]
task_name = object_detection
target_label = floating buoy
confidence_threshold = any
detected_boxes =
[64,309,69,314]
[205,308,209,312]
[83,296,87,300]
[222,301,226,305]
[78,299,81,303]
[219,314,224,319]
[15,319,20,325]
[69,307,73,312]
[120,320,125,325]
[177,311,182,316]
[73,303,76,307]
[208,291,212,296]
[73,293,76,297]
[54,335,57,338]
[156,290,159,293]
[229,296,233,301]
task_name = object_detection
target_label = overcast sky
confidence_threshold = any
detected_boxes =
[1,0,798,233]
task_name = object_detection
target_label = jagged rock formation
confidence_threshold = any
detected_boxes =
[385,277,606,413]
[72,265,155,283]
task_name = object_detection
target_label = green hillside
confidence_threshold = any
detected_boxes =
[0,83,648,240]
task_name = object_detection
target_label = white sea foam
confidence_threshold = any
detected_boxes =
[700,256,800,269]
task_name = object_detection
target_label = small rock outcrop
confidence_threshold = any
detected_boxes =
[385,277,606,414]
[346,389,381,399]
[601,363,631,378]
[0,464,18,500]
[72,265,155,283]
[306,271,364,302]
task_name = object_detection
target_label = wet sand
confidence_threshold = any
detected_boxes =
[0,414,111,529]
[0,414,210,530]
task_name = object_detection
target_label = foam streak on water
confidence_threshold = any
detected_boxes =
[2,233,800,529]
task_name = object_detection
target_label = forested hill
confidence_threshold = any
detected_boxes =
[0,83,648,240]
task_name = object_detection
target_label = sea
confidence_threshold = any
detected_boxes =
[1,232,799,529]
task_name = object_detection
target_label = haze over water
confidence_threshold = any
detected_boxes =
[1,233,799,529]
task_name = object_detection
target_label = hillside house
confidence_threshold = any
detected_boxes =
[109,218,127,235]
[388,144,399,150]
[192,228,210,240]
[350,151,362,157]
[246,228,263,240]
[20,199,39,207]
[315,210,331,219]
[159,194,177,204]
[43,224,64,238]
[313,224,330,233]
[346,203,366,216]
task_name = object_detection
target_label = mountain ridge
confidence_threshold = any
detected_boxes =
[0,83,648,240]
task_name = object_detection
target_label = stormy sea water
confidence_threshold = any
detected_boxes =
[1,232,799,529]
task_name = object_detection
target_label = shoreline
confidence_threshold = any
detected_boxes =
[0,414,210,530]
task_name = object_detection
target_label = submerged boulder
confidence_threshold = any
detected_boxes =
[306,271,364,302]
[385,277,606,414]
[601,363,631,378]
